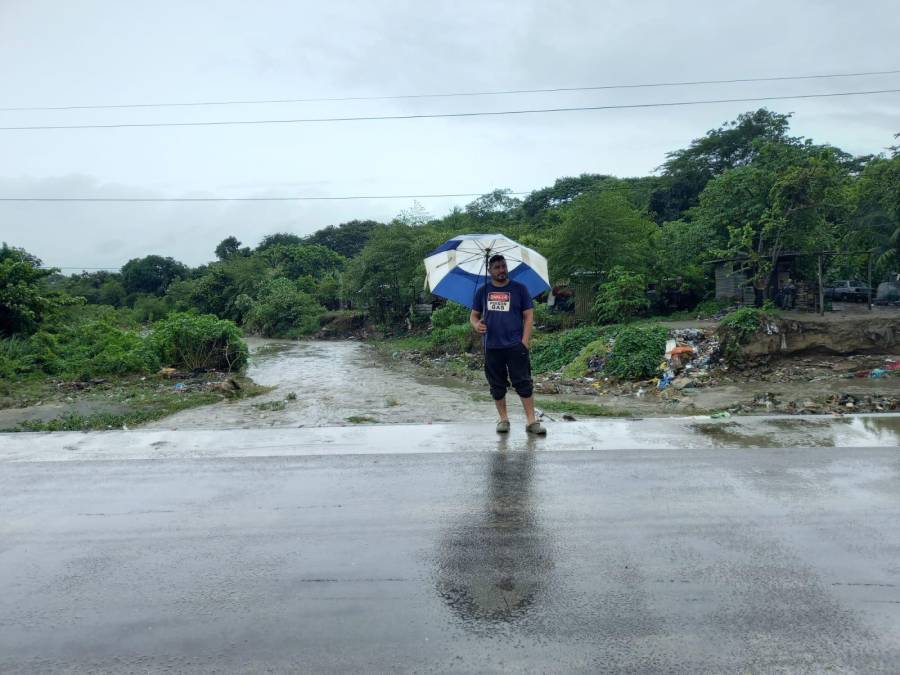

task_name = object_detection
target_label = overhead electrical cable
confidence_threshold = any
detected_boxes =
[0,191,535,202]
[2,68,898,112]
[0,88,898,131]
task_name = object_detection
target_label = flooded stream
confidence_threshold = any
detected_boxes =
[146,339,489,429]
[142,339,900,448]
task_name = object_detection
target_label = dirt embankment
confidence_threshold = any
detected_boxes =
[740,316,900,357]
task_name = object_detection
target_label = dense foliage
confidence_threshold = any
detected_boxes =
[5,110,899,382]
[593,267,649,323]
[604,324,668,380]
[147,312,248,372]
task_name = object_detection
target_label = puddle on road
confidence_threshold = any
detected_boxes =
[690,414,900,448]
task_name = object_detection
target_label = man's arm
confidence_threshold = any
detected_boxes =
[522,308,534,347]
[471,309,487,334]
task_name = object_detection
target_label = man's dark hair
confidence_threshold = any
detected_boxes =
[488,254,506,267]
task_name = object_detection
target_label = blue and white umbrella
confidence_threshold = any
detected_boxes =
[424,234,550,309]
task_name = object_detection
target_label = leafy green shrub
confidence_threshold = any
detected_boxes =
[530,325,604,373]
[561,337,610,379]
[693,298,732,318]
[132,294,171,323]
[60,303,141,329]
[28,321,158,380]
[147,312,248,372]
[717,307,768,363]
[605,323,667,380]
[593,267,649,324]
[429,323,479,354]
[244,277,325,338]
[0,336,36,378]
[0,244,80,337]
[533,302,563,331]
[430,302,470,329]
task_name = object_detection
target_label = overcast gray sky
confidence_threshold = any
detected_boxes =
[1,0,898,270]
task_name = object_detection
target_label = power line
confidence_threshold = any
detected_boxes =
[3,68,898,113]
[0,182,662,203]
[0,191,532,203]
[1,88,898,131]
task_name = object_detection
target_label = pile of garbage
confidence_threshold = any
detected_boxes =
[657,329,721,391]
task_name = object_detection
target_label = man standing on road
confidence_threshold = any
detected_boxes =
[471,254,547,436]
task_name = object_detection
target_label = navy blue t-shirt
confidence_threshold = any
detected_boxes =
[474,280,533,349]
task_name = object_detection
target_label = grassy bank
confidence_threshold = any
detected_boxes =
[0,373,269,432]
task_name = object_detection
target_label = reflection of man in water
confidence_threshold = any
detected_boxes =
[435,437,553,625]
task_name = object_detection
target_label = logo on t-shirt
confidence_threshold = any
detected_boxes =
[487,291,511,312]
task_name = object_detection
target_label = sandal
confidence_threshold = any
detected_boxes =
[496,419,511,433]
[525,421,547,435]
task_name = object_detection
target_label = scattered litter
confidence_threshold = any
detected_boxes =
[710,411,731,419]
[562,413,577,421]
[174,382,186,392]
[869,368,888,378]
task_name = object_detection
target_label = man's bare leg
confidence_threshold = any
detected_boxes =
[494,397,509,421]
[520,395,537,425]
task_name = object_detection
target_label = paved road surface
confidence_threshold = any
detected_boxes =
[2,419,899,673]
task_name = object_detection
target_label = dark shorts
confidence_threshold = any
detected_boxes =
[484,344,534,400]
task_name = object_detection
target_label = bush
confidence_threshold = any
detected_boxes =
[430,323,479,354]
[561,337,610,379]
[132,294,171,323]
[0,244,80,337]
[430,302,470,329]
[27,320,158,380]
[147,312,248,372]
[605,323,667,380]
[693,298,733,318]
[533,302,563,331]
[244,277,325,338]
[717,307,768,363]
[59,303,141,330]
[530,325,604,373]
[593,267,649,324]
[0,336,36,378]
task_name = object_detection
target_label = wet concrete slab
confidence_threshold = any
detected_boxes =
[1,418,899,672]
[4,413,900,463]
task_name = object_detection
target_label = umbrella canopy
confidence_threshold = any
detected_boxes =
[424,234,550,309]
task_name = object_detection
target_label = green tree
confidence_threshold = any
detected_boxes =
[305,220,379,258]
[244,277,325,337]
[651,219,718,301]
[120,255,189,296]
[697,145,852,284]
[593,267,650,323]
[0,244,77,336]
[522,174,614,219]
[346,223,424,324]
[847,154,900,272]
[215,236,248,260]
[548,190,656,278]
[260,243,345,279]
[188,255,270,322]
[650,109,794,222]
[314,273,343,310]
[465,189,522,221]
[256,232,304,252]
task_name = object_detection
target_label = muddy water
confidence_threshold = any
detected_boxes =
[146,339,490,429]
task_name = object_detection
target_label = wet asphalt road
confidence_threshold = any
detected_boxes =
[2,423,900,673]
